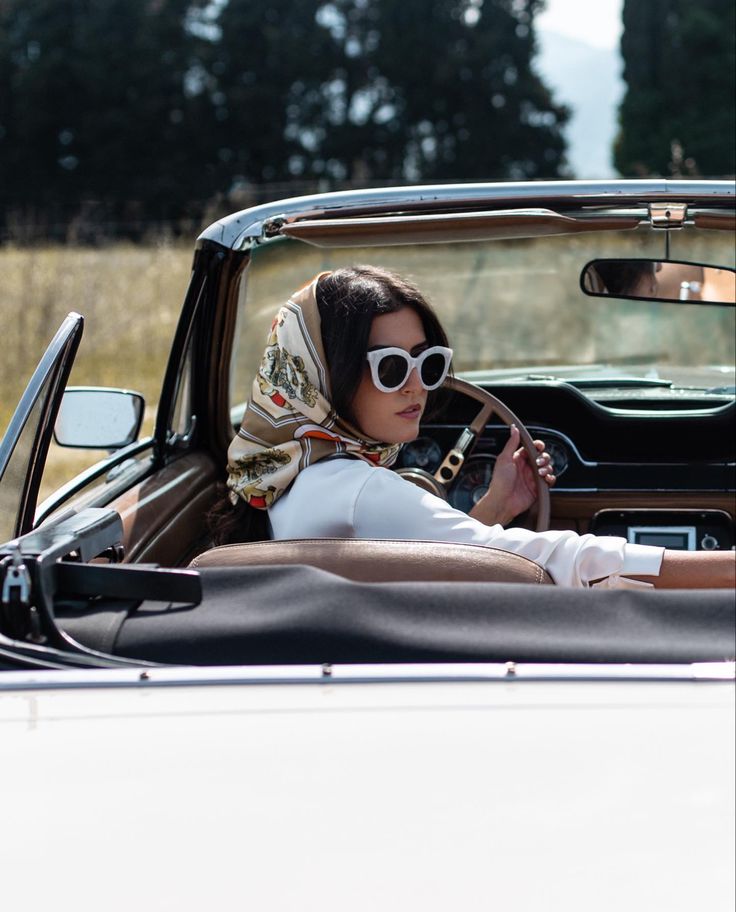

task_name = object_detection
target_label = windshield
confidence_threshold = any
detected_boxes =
[231,226,735,407]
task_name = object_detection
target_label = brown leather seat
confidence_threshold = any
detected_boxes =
[190,538,553,585]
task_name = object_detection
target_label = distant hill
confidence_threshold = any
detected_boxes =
[536,30,624,178]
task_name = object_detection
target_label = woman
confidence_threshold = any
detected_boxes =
[217,266,734,589]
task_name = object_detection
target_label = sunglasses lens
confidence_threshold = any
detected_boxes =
[420,351,448,387]
[376,353,410,390]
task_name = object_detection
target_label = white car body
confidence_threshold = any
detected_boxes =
[2,663,734,911]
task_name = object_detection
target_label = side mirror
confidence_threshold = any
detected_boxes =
[580,259,735,305]
[54,387,145,450]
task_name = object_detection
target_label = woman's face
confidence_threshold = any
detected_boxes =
[351,307,428,444]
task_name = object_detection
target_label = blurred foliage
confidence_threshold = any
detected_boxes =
[615,0,736,177]
[0,0,568,239]
[0,0,217,237]
[214,0,568,183]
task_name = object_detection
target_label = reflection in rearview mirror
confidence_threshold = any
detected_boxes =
[581,259,736,306]
[54,387,145,449]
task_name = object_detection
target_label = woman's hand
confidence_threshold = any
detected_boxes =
[469,425,556,527]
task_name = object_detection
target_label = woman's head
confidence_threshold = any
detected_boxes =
[316,266,450,442]
[220,265,448,540]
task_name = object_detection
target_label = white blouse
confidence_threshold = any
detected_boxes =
[268,458,664,588]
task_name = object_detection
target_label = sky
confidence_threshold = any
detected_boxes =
[536,0,623,51]
[535,0,625,176]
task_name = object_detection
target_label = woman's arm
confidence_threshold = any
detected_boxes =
[633,550,735,589]
[353,464,657,588]
[463,431,735,589]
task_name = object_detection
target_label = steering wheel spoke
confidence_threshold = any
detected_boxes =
[434,426,476,485]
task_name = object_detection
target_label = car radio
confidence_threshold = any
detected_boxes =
[590,510,734,551]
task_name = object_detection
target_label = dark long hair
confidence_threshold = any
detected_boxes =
[316,266,450,422]
[207,265,449,546]
[592,259,657,296]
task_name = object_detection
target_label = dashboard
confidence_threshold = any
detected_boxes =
[397,424,575,510]
[395,381,736,551]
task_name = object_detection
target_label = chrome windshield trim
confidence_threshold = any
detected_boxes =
[198,179,736,251]
[1,661,733,692]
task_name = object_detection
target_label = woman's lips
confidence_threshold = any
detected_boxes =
[397,403,422,419]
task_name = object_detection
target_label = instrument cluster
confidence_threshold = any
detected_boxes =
[396,428,573,508]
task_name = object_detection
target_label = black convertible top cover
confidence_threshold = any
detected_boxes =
[59,564,736,666]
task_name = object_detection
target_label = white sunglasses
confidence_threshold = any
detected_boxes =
[365,345,453,393]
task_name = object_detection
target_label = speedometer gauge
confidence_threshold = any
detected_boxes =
[400,436,443,472]
[545,440,569,477]
[449,455,496,512]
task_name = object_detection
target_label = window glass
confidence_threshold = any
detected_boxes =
[229,227,736,415]
[0,387,49,541]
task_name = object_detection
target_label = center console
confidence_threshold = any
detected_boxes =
[590,509,735,551]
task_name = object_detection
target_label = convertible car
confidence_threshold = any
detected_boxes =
[1,180,734,910]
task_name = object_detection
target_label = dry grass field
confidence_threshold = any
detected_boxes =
[1,242,193,422]
[1,242,193,501]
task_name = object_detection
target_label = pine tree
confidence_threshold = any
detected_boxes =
[209,0,568,184]
[0,0,215,230]
[615,0,735,177]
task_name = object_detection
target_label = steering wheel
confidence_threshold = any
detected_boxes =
[396,376,551,532]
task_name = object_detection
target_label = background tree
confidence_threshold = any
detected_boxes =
[615,0,736,177]
[210,0,568,184]
[0,0,568,237]
[210,0,343,184]
[0,0,215,234]
[325,0,567,181]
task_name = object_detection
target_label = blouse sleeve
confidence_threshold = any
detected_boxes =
[353,467,664,589]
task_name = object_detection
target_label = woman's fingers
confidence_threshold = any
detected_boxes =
[514,440,551,470]
[531,438,556,477]
[509,430,557,487]
[521,437,557,486]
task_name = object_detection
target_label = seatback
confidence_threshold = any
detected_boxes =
[190,538,553,584]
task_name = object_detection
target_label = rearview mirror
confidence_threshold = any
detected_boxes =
[580,259,735,305]
[54,387,145,449]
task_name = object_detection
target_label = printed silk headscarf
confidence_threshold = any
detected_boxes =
[226,273,401,508]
